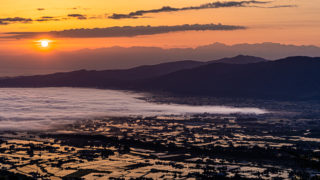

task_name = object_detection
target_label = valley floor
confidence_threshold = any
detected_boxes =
[0,111,320,179]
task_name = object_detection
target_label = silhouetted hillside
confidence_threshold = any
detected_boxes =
[119,60,203,79]
[0,60,203,87]
[210,55,267,64]
[0,55,264,87]
[142,56,320,100]
[0,56,319,100]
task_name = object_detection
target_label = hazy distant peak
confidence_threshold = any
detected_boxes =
[210,55,268,64]
[276,56,320,63]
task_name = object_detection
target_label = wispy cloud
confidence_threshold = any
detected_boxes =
[252,4,298,8]
[0,21,8,25]
[0,13,91,25]
[2,24,246,39]
[68,14,87,20]
[35,16,60,22]
[0,17,33,25]
[109,0,274,19]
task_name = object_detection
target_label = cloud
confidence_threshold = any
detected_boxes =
[109,0,272,19]
[67,6,90,10]
[0,14,90,25]
[0,17,33,22]
[0,21,9,25]
[0,17,33,25]
[68,14,87,20]
[256,5,298,8]
[2,24,246,39]
[35,16,60,22]
[41,16,55,19]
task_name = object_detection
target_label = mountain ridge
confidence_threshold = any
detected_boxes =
[139,56,320,100]
[1,42,320,76]
[0,55,319,101]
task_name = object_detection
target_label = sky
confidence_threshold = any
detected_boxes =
[0,0,319,54]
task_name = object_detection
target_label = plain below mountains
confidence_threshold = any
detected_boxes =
[0,55,319,101]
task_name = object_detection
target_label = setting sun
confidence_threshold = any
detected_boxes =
[33,39,55,51]
[41,40,49,47]
[35,39,52,48]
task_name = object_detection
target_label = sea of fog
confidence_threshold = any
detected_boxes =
[0,88,268,130]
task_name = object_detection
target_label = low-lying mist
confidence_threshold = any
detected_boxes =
[0,88,268,130]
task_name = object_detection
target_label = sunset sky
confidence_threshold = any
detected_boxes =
[0,0,319,54]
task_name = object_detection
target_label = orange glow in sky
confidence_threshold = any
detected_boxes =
[0,0,319,53]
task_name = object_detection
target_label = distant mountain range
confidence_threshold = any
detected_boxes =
[210,55,267,64]
[1,42,320,76]
[1,55,319,101]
